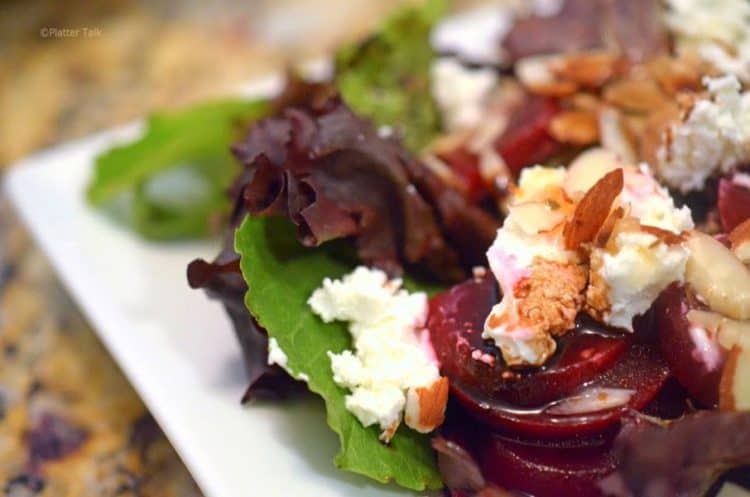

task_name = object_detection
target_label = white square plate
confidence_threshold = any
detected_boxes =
[3,75,426,497]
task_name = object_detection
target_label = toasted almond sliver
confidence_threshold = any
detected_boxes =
[640,225,687,245]
[729,218,750,247]
[729,218,750,263]
[564,147,622,197]
[717,343,750,413]
[685,231,750,321]
[567,92,601,112]
[551,51,622,89]
[405,377,449,433]
[526,80,579,98]
[646,55,703,96]
[598,106,637,164]
[564,168,624,250]
[379,419,401,443]
[603,77,667,113]
[640,100,681,171]
[516,55,578,98]
[594,206,625,247]
[548,110,599,146]
[720,346,742,411]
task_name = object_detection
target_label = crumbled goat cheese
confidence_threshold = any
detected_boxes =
[308,267,442,439]
[596,231,689,330]
[431,57,498,131]
[664,0,750,82]
[431,5,511,65]
[657,75,750,193]
[621,164,695,234]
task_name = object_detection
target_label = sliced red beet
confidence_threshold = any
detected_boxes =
[494,96,561,176]
[718,177,750,232]
[477,434,615,497]
[438,147,489,204]
[450,337,670,438]
[428,276,628,407]
[653,283,726,407]
[439,417,615,497]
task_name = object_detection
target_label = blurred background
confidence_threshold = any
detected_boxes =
[0,1,482,495]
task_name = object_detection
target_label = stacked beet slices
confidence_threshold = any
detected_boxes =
[426,274,697,497]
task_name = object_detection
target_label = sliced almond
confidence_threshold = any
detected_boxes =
[545,387,634,415]
[702,313,750,352]
[564,169,624,250]
[603,215,641,252]
[516,55,578,98]
[563,148,622,197]
[640,100,681,173]
[603,77,667,113]
[686,309,750,411]
[378,419,401,443]
[640,225,686,245]
[567,93,601,113]
[598,106,637,163]
[646,55,703,96]
[550,51,622,89]
[548,110,599,146]
[729,218,750,264]
[594,206,625,247]
[404,377,449,433]
[686,309,750,349]
[510,202,567,235]
[685,231,750,320]
[720,346,742,411]
[719,345,750,411]
[687,309,724,334]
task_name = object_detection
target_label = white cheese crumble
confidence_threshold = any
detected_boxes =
[597,231,689,330]
[308,267,440,438]
[658,75,750,193]
[664,0,750,82]
[431,57,499,131]
[621,164,695,234]
[430,5,512,66]
[267,338,288,367]
[511,0,565,18]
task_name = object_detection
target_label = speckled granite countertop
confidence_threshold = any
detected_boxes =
[0,1,485,494]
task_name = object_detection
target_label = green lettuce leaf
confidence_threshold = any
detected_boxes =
[87,98,268,240]
[235,215,443,491]
[334,0,445,151]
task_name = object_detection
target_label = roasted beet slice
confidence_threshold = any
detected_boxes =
[450,336,670,439]
[653,283,726,407]
[477,434,615,497]
[428,275,628,407]
[718,177,750,233]
[426,274,666,438]
[439,417,616,497]
[493,96,561,176]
